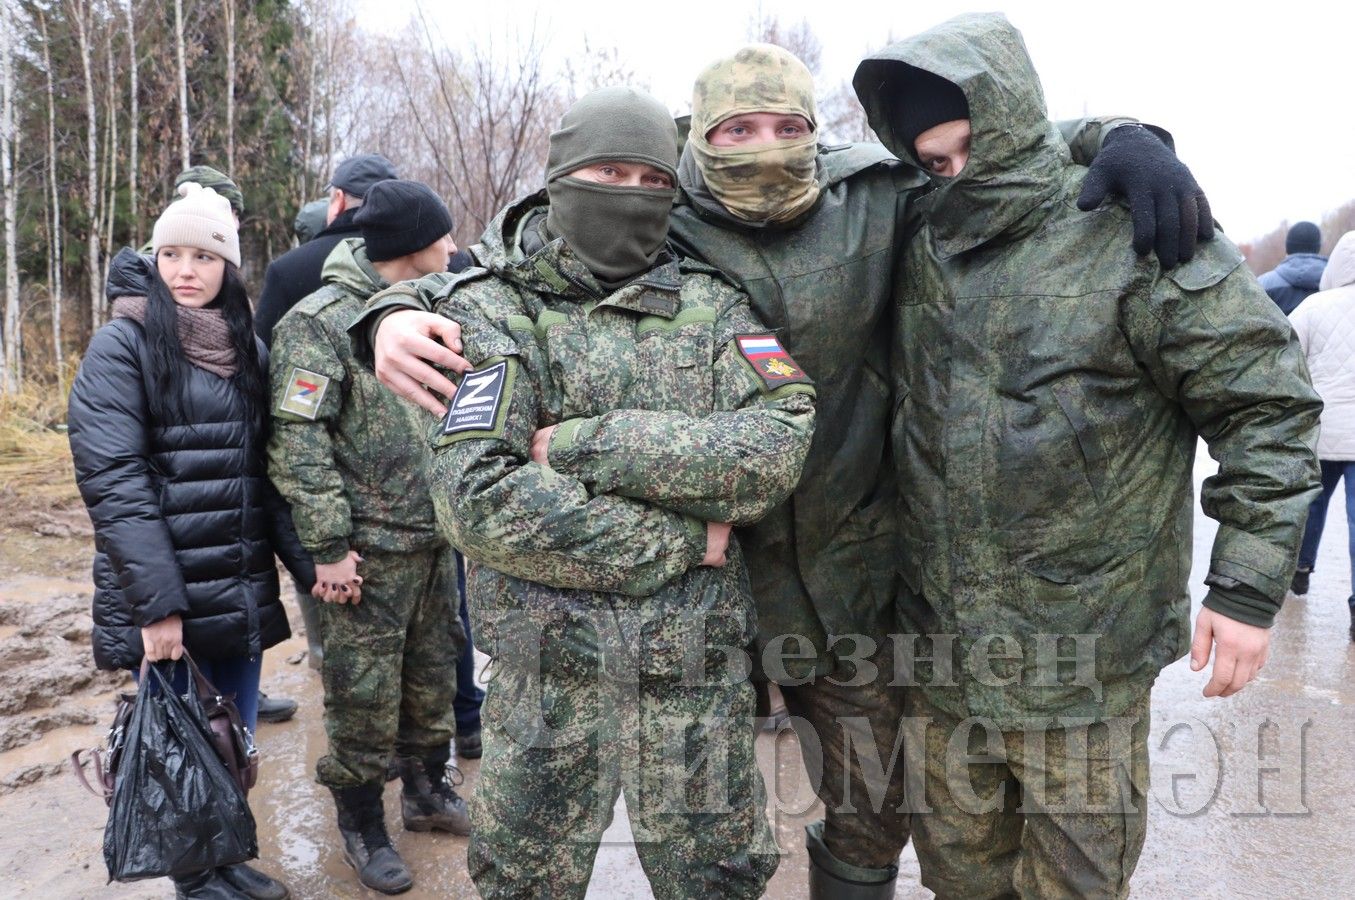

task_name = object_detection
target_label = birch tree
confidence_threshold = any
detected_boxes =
[0,0,16,391]
[125,0,139,240]
[173,0,189,169]
[70,0,102,331]
[224,0,235,176]
[39,8,63,392]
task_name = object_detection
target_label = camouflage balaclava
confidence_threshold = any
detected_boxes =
[544,87,678,286]
[689,44,820,225]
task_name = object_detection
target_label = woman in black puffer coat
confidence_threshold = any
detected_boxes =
[68,184,312,900]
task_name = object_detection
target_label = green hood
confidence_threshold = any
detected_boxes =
[853,13,1069,257]
[321,238,387,298]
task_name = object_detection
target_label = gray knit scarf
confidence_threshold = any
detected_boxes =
[111,296,238,379]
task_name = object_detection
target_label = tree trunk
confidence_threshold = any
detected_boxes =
[0,0,16,392]
[71,2,102,334]
[102,30,117,275]
[41,11,64,394]
[225,0,235,176]
[174,0,190,169]
[126,0,139,241]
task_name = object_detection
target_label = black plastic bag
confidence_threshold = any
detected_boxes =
[103,661,258,882]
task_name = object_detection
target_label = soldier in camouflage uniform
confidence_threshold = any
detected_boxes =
[267,180,470,895]
[363,87,816,899]
[853,14,1322,897]
[360,45,1220,899]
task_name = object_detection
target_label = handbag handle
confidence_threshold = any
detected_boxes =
[139,651,223,703]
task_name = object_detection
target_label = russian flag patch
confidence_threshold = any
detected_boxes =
[277,366,331,420]
[734,334,812,391]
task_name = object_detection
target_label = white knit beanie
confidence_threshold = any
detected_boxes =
[151,182,241,267]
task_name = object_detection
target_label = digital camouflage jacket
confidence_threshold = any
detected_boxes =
[363,195,816,672]
[267,238,442,563]
[856,13,1322,726]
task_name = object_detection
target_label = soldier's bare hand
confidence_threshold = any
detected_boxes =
[315,550,364,605]
[1190,606,1270,698]
[702,522,732,567]
[374,310,470,417]
[531,426,558,466]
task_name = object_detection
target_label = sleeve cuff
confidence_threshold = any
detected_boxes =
[683,516,708,567]
[546,417,590,471]
[1202,586,1278,629]
[309,538,352,565]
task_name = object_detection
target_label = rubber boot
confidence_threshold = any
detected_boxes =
[172,869,251,899]
[396,749,471,835]
[806,819,898,899]
[216,862,290,900]
[297,587,324,669]
[332,783,414,894]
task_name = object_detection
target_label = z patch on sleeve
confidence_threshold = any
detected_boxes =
[437,359,515,444]
[278,367,331,420]
[735,334,813,391]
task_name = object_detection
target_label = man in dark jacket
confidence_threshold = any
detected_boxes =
[1259,221,1328,314]
[254,153,399,346]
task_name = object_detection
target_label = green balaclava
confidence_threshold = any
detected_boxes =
[544,87,678,285]
[689,44,820,225]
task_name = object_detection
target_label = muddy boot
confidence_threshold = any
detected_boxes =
[455,728,482,760]
[1291,566,1311,596]
[256,693,298,725]
[396,750,471,835]
[1348,597,1355,643]
[216,862,290,899]
[806,820,898,899]
[172,869,251,899]
[332,783,414,894]
[297,587,324,669]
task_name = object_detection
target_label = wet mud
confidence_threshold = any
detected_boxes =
[3,446,1354,897]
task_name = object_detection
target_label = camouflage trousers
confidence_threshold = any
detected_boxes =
[779,636,912,871]
[468,637,780,899]
[908,688,1151,900]
[315,545,463,788]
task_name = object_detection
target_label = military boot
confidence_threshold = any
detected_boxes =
[331,783,414,894]
[805,820,898,899]
[172,869,250,899]
[395,750,472,835]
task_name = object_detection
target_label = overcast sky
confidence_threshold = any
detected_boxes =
[352,0,1355,244]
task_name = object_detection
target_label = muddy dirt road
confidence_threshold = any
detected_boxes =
[3,449,1355,898]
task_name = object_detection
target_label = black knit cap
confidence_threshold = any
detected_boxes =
[354,180,454,262]
[1286,221,1322,255]
[891,65,970,157]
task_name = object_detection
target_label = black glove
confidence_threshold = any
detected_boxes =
[1077,123,1215,269]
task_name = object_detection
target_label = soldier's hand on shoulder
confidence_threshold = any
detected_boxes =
[375,310,470,416]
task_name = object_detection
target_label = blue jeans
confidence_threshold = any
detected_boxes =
[132,654,264,733]
[1297,459,1355,601]
[452,551,485,734]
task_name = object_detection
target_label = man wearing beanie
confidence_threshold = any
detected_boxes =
[854,13,1320,896]
[255,153,399,346]
[1260,221,1329,314]
[354,86,815,898]
[266,179,470,894]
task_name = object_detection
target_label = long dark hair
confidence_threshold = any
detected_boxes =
[143,260,266,434]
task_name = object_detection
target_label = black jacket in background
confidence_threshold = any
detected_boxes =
[254,207,362,346]
[69,250,316,670]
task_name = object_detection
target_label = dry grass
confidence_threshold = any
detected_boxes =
[0,385,79,509]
